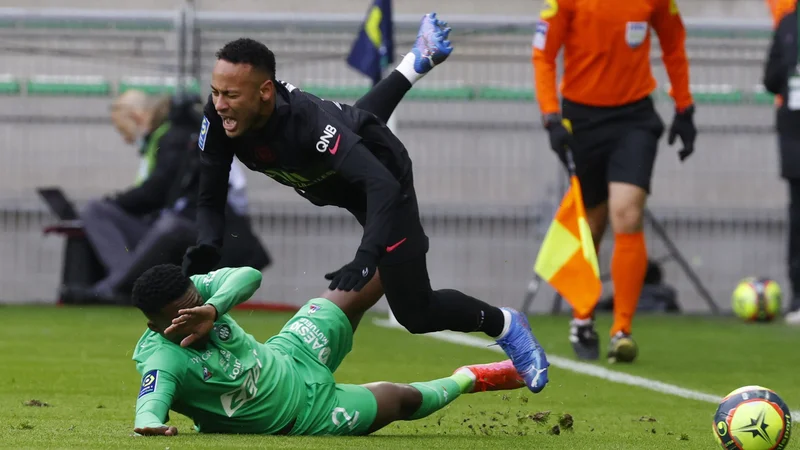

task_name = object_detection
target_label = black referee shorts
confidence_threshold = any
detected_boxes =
[561,95,665,209]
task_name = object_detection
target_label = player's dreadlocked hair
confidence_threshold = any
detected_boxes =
[132,264,191,315]
[216,38,276,81]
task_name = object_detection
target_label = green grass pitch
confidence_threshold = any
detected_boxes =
[1,306,799,449]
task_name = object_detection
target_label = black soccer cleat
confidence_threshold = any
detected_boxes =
[569,318,599,360]
[607,331,638,364]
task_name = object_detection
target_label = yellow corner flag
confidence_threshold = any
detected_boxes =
[534,176,602,316]
[534,121,602,317]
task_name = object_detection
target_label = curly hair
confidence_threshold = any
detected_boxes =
[216,38,276,80]
[132,264,191,315]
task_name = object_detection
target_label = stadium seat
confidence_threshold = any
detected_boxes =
[27,75,111,96]
[404,86,474,101]
[302,85,370,100]
[688,84,744,104]
[475,86,535,102]
[0,73,776,106]
[0,74,20,95]
[118,76,201,95]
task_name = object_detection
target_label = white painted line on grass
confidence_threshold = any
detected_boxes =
[373,318,800,419]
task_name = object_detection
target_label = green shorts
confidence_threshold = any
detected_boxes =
[265,299,378,436]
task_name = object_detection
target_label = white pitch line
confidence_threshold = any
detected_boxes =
[373,318,800,419]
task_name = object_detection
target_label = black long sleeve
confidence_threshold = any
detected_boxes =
[193,106,233,253]
[334,143,402,258]
[764,13,795,95]
[114,128,187,215]
[195,154,230,251]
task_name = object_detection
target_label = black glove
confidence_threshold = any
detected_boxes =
[668,104,696,162]
[542,113,574,161]
[182,244,222,276]
[324,250,378,292]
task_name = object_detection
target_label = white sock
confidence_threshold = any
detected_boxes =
[496,309,513,340]
[396,52,423,85]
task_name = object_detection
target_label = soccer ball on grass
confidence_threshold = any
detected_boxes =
[713,385,792,449]
[731,277,782,322]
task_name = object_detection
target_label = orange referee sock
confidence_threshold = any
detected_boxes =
[610,231,647,336]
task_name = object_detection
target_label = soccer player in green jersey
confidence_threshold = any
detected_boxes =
[131,264,527,436]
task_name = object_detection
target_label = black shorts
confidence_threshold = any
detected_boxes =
[561,96,665,209]
[347,183,429,266]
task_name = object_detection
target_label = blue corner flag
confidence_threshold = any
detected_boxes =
[346,0,394,85]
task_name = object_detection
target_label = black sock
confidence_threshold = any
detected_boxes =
[380,255,507,337]
[353,70,412,123]
[478,303,507,338]
[431,289,506,338]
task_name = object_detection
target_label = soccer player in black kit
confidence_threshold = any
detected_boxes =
[182,13,550,394]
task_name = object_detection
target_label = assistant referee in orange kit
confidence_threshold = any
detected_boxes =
[532,0,697,363]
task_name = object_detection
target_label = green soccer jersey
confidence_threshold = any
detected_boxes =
[132,267,305,434]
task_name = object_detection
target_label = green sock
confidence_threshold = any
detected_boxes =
[407,373,473,421]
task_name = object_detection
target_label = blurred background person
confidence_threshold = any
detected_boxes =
[61,91,269,305]
[767,0,796,27]
[532,0,697,362]
[763,2,800,324]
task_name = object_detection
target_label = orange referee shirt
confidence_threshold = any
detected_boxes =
[766,0,796,25]
[532,0,693,114]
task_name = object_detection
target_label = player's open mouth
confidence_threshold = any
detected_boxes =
[222,117,238,132]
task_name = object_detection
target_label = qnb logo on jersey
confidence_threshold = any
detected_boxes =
[316,124,341,154]
[220,359,263,417]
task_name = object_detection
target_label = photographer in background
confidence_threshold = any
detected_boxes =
[763,4,800,323]
[66,91,192,302]
[62,91,270,305]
